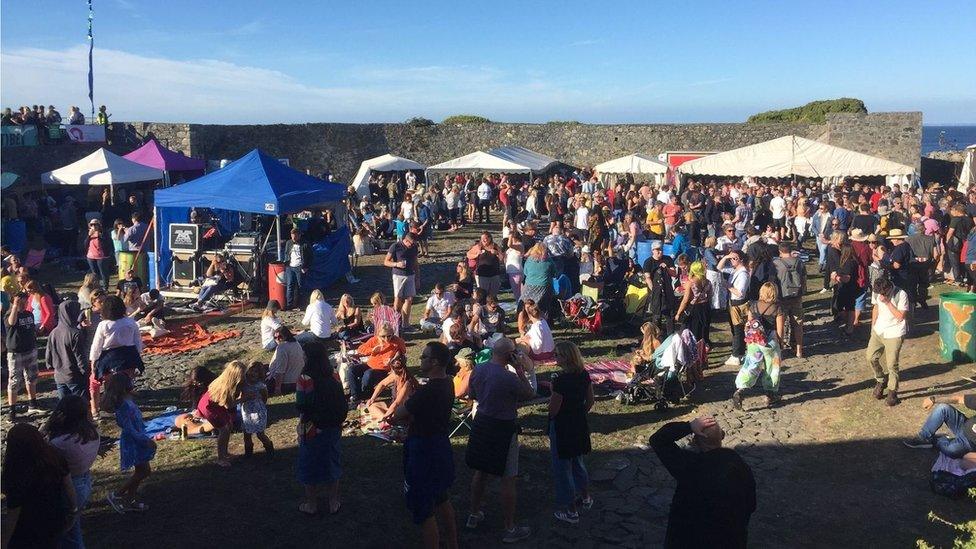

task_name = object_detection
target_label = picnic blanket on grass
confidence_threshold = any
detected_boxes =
[142,323,240,355]
[584,359,631,390]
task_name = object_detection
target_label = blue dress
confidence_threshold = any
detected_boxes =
[116,399,156,470]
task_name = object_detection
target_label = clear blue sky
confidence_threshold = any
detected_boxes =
[2,0,974,124]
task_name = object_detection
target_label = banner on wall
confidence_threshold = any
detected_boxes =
[0,126,39,147]
[65,124,106,143]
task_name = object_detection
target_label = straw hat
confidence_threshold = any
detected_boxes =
[849,228,868,242]
[887,229,907,239]
[867,234,880,243]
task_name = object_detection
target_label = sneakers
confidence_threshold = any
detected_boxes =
[819,288,829,294]
[465,511,485,529]
[553,510,580,524]
[903,436,933,449]
[724,355,741,367]
[579,496,594,510]
[26,401,43,415]
[502,526,532,544]
[872,381,885,400]
[107,492,127,514]
[731,390,744,410]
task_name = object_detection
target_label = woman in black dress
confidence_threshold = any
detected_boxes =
[548,341,594,524]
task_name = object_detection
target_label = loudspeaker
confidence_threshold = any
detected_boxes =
[172,254,199,284]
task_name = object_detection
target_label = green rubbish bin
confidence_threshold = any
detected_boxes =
[939,292,976,363]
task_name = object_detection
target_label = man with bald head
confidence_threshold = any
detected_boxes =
[650,416,756,548]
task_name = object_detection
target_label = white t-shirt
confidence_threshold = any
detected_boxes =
[871,289,908,339]
[505,248,523,275]
[770,196,786,220]
[441,317,457,343]
[302,301,335,338]
[575,207,590,230]
[401,201,414,221]
[477,183,492,201]
[526,319,555,355]
[425,292,456,319]
[289,243,303,268]
[656,190,672,205]
[261,316,283,348]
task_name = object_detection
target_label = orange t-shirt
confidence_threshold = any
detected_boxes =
[356,335,407,371]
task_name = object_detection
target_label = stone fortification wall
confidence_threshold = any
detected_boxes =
[0,112,921,185]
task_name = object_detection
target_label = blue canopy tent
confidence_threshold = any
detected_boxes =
[152,149,350,292]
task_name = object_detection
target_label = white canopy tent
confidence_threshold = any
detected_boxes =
[594,153,669,186]
[41,148,165,191]
[426,150,533,175]
[487,145,558,173]
[351,154,426,198]
[678,135,916,187]
[958,144,975,195]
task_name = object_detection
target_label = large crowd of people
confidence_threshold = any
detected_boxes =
[2,160,976,547]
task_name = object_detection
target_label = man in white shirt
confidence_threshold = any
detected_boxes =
[656,185,673,206]
[420,283,456,333]
[476,180,493,223]
[769,190,787,240]
[716,224,740,253]
[866,277,908,407]
[574,198,590,239]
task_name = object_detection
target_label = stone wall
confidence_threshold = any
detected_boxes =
[0,112,922,185]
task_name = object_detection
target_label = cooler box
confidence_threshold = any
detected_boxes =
[635,240,652,268]
[268,262,286,308]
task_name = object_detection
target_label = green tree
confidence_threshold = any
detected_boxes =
[747,98,867,124]
[442,114,491,125]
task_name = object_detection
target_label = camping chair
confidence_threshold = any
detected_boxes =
[449,400,474,438]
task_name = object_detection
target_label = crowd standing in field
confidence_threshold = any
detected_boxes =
[3,161,976,547]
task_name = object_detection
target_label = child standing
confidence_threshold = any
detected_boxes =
[101,375,155,513]
[241,362,275,459]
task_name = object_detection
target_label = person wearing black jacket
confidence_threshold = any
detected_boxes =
[283,228,313,310]
[650,417,756,549]
[46,300,89,401]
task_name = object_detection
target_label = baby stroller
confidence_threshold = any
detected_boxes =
[620,329,703,409]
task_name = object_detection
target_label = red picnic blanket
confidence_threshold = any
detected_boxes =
[141,323,240,356]
[584,360,632,389]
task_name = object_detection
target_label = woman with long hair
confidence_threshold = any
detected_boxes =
[77,273,102,309]
[548,341,593,524]
[505,235,524,303]
[827,231,859,335]
[298,289,336,345]
[1,423,76,549]
[197,361,246,467]
[732,282,785,410]
[369,291,401,336]
[334,294,364,341]
[260,299,284,351]
[85,218,111,290]
[674,260,714,344]
[24,280,56,335]
[521,242,555,315]
[43,395,100,548]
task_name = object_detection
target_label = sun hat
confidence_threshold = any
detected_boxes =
[849,228,868,242]
[455,347,475,361]
[867,234,879,243]
[887,228,907,239]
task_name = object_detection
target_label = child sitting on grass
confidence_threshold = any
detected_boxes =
[102,375,155,514]
[241,362,275,459]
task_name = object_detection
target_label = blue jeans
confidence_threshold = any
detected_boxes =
[284,266,303,309]
[57,381,87,401]
[919,404,975,458]
[816,240,829,269]
[62,472,92,549]
[87,258,110,290]
[549,422,588,508]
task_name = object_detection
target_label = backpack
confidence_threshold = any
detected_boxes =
[775,258,804,298]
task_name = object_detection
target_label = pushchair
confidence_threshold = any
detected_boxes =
[620,329,704,409]
[560,292,606,333]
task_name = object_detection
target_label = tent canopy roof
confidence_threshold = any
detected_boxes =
[427,150,532,173]
[352,154,425,196]
[487,145,558,172]
[678,135,916,178]
[123,138,206,171]
[594,153,668,175]
[42,148,165,186]
[154,149,345,215]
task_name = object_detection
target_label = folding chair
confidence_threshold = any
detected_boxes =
[449,400,474,438]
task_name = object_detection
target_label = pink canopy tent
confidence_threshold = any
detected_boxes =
[123,139,206,172]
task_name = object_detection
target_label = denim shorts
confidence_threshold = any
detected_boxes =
[854,288,869,312]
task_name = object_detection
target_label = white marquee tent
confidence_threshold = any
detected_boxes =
[351,153,426,198]
[678,136,916,185]
[594,153,669,186]
[42,148,165,188]
[487,145,558,173]
[958,144,975,195]
[426,150,533,175]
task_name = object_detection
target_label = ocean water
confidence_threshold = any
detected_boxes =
[922,125,976,154]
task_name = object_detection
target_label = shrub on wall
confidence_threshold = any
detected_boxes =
[442,114,491,125]
[405,117,435,127]
[747,98,867,124]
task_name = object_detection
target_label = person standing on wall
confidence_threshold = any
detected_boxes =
[283,228,312,310]
[384,231,420,330]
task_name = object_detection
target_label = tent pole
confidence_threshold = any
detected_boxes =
[152,207,160,289]
[275,215,283,261]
